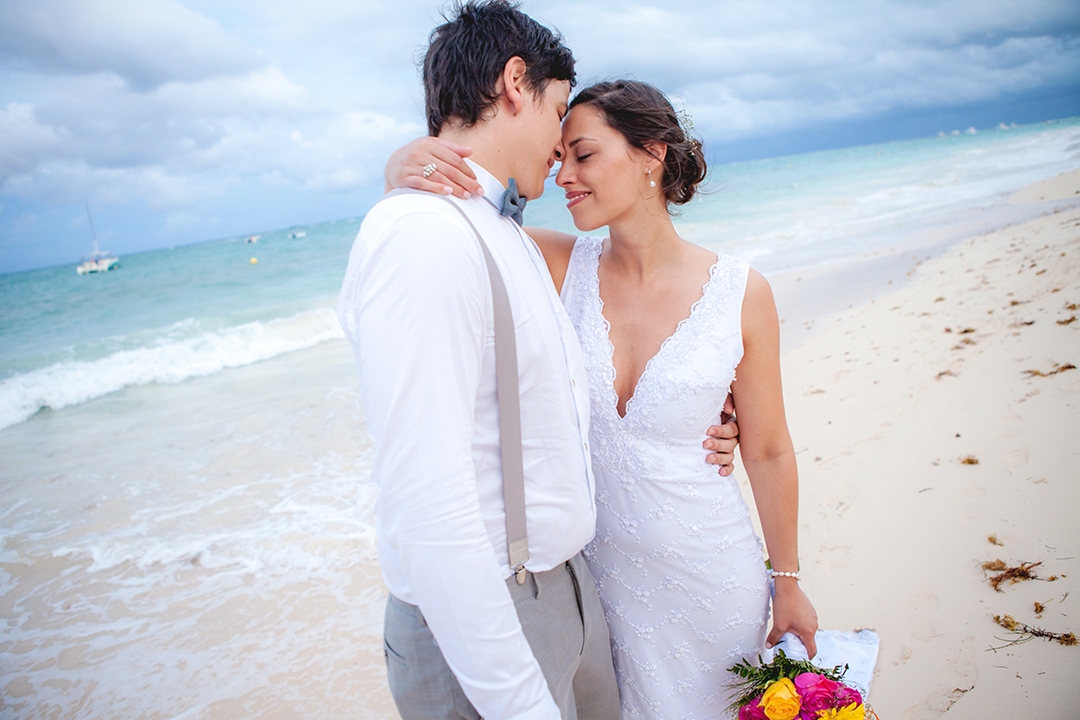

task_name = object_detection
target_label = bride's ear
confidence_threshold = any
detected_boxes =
[643,142,667,170]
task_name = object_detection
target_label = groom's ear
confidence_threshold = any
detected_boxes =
[498,56,529,116]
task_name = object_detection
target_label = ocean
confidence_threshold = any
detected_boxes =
[1,118,1078,718]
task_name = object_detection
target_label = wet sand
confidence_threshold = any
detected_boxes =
[0,342,399,719]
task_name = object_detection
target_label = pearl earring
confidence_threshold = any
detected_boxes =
[648,168,656,188]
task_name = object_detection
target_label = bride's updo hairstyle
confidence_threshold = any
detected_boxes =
[568,80,706,207]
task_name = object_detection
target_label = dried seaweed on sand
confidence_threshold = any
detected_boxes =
[1022,363,1075,377]
[991,614,1078,649]
[982,560,1043,592]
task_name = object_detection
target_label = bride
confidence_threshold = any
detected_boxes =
[389,79,817,719]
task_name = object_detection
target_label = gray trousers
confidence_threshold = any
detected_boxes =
[383,552,620,720]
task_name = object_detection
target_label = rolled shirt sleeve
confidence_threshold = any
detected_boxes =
[338,205,561,720]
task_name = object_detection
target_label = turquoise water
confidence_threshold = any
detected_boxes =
[0,218,360,427]
[2,219,359,370]
[2,118,1078,430]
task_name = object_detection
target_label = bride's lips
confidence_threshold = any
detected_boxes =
[565,190,591,209]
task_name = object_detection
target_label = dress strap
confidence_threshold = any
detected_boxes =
[560,235,601,302]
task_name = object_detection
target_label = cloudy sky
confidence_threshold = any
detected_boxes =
[1,0,1078,274]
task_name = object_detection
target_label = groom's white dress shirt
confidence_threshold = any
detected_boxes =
[338,161,596,720]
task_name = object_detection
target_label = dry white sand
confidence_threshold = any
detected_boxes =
[760,168,1080,716]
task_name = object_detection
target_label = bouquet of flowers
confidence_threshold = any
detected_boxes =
[727,649,871,720]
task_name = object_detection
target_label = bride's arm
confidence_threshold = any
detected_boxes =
[730,268,819,658]
[384,137,483,199]
[384,140,576,292]
[383,139,579,291]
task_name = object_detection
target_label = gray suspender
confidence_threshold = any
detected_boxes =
[383,189,530,584]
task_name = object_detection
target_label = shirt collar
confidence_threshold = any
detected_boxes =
[465,159,508,213]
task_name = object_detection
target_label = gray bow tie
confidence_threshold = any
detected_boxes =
[500,177,526,226]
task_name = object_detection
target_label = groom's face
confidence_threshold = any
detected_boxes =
[514,80,571,200]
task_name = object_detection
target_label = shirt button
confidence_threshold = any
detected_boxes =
[571,379,576,388]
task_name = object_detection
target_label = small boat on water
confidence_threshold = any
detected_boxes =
[76,204,120,275]
[287,229,306,239]
[77,253,120,275]
[244,235,260,243]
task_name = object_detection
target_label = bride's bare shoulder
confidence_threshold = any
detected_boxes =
[524,227,577,254]
[523,228,578,293]
[741,268,779,339]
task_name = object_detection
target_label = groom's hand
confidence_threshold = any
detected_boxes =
[704,393,739,476]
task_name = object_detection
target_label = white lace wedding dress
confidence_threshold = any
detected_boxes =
[560,236,771,720]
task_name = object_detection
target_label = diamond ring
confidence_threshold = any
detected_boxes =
[422,163,437,178]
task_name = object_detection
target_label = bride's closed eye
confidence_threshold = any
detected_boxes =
[576,153,593,162]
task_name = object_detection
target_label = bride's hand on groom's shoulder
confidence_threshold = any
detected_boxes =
[384,137,482,199]
[767,581,819,659]
[704,393,739,476]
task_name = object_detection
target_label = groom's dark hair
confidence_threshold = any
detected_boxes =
[423,0,576,136]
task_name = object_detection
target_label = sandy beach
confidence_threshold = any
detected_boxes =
[766,167,1080,716]
[2,168,1078,718]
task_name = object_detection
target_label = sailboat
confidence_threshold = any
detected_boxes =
[76,203,120,275]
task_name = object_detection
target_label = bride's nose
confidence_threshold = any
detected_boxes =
[555,158,572,186]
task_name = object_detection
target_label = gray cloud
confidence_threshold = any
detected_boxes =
[528,0,1080,141]
[0,0,264,90]
[1,0,1078,272]
[0,1,426,211]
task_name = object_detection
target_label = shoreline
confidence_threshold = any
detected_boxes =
[768,170,1080,350]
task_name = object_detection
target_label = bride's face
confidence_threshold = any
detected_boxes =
[555,105,657,232]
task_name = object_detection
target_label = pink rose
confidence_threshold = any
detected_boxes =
[739,696,768,720]
[835,684,862,708]
[793,673,841,719]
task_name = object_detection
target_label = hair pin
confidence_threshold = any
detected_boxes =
[676,108,700,149]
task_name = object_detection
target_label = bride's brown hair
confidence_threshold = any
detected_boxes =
[568,80,706,207]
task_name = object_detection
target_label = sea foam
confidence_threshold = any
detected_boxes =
[0,307,344,430]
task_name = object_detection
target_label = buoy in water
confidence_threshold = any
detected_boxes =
[250,257,258,264]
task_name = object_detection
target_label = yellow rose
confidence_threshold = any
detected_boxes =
[760,678,801,720]
[817,703,865,720]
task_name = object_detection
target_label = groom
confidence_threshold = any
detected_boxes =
[338,2,737,719]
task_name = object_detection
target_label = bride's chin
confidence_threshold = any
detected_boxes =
[572,220,604,232]
[570,210,606,233]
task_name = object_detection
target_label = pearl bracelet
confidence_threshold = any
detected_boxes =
[769,569,800,580]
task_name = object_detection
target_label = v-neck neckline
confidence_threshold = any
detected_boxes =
[594,247,722,421]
